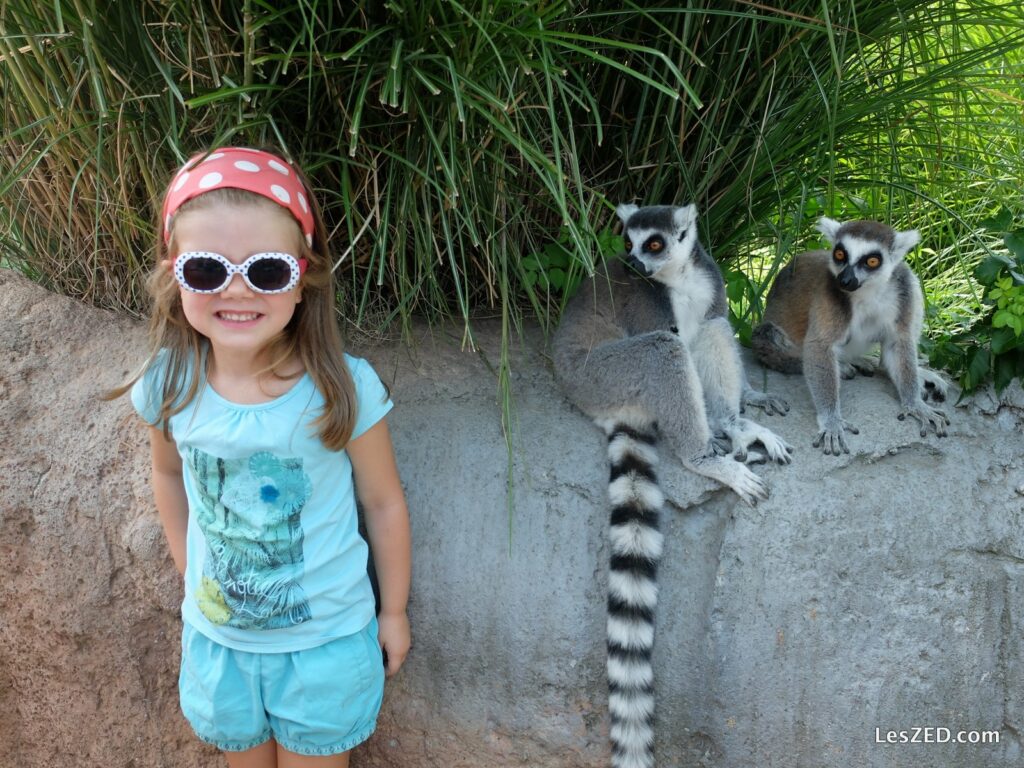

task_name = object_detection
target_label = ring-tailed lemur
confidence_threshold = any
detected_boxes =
[552,203,790,768]
[751,216,950,455]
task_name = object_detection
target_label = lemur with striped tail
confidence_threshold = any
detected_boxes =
[752,217,949,455]
[552,203,791,768]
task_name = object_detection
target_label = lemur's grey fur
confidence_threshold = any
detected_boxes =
[552,203,790,768]
[752,216,949,455]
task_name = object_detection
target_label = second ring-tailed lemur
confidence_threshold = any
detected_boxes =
[552,203,790,768]
[751,216,950,455]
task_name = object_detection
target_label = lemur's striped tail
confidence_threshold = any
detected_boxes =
[604,422,664,768]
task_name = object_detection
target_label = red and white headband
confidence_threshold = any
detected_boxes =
[162,148,315,247]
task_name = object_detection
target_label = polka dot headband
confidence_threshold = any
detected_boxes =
[162,148,315,247]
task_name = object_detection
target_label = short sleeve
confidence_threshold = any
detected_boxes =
[130,351,169,427]
[347,355,394,440]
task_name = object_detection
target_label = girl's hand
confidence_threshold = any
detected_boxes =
[378,610,411,677]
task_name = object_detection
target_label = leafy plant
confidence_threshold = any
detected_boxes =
[926,209,1024,393]
[723,267,760,348]
[520,224,621,316]
[1,0,1022,393]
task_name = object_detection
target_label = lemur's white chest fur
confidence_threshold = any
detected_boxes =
[836,279,900,360]
[660,259,715,346]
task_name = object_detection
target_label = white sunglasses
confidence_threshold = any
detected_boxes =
[173,251,307,294]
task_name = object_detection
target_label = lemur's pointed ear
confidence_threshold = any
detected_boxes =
[816,217,842,245]
[673,204,697,231]
[892,229,920,258]
[616,204,639,226]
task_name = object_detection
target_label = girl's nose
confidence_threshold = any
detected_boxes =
[221,272,253,296]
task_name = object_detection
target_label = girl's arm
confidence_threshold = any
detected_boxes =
[348,418,412,677]
[148,426,188,576]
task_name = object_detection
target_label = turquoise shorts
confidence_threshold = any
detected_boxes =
[178,618,384,756]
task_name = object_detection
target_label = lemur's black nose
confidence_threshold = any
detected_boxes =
[627,255,652,277]
[838,266,860,291]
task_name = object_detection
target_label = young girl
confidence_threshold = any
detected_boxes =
[116,147,411,768]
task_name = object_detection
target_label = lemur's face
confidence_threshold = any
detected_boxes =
[617,204,698,282]
[828,234,894,292]
[623,227,673,277]
[817,217,919,293]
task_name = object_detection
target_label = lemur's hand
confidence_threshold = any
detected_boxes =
[751,428,793,465]
[813,416,859,456]
[741,389,790,417]
[898,403,949,437]
[839,357,878,380]
[709,432,731,457]
[838,362,858,380]
[919,368,950,404]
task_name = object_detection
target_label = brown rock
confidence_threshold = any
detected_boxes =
[0,269,219,766]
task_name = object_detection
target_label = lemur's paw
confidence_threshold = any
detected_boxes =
[921,382,946,404]
[852,359,877,376]
[730,464,769,507]
[757,431,794,465]
[743,390,790,417]
[709,433,732,456]
[898,404,950,437]
[740,449,767,465]
[840,357,877,379]
[920,369,949,404]
[812,418,859,456]
[839,356,880,380]
[687,455,770,507]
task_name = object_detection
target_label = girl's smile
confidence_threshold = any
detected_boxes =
[215,311,263,324]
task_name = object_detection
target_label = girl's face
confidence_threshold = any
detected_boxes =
[170,201,305,368]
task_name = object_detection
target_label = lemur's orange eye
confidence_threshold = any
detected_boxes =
[624,239,633,252]
[866,256,881,269]
[648,239,664,252]
[834,248,847,262]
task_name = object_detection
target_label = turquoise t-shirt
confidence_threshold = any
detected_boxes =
[131,350,392,652]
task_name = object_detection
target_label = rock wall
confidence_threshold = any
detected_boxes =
[2,268,1023,767]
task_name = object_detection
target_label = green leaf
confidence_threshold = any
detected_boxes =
[183,84,280,108]
[928,337,967,373]
[736,327,752,347]
[979,208,1014,232]
[994,353,1017,393]
[1004,231,1024,260]
[991,326,1020,354]
[598,231,623,258]
[726,276,746,303]
[544,246,571,269]
[548,268,566,290]
[975,255,1013,286]
[964,347,992,391]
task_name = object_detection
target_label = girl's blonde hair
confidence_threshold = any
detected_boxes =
[108,151,357,451]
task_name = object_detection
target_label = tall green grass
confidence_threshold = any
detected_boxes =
[2,1,1022,388]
